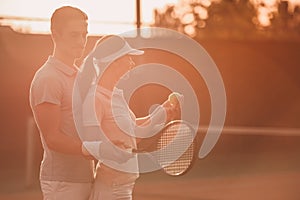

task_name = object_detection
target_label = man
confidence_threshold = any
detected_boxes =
[29,6,131,199]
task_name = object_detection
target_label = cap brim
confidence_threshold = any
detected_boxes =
[128,48,144,56]
[98,41,144,63]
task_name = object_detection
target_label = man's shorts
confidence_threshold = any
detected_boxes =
[40,180,92,200]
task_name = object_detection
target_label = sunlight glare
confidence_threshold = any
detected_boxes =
[184,24,196,37]
[257,6,272,27]
[194,6,208,20]
[181,13,195,24]
[0,0,180,35]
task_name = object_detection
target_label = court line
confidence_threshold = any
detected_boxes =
[198,126,300,136]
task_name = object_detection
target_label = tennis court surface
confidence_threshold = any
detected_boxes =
[1,133,299,200]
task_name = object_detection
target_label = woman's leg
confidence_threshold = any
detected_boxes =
[111,181,135,200]
[90,179,135,200]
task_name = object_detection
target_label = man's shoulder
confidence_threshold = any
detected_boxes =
[34,58,65,80]
[31,63,63,89]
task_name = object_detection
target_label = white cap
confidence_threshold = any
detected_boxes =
[92,35,144,64]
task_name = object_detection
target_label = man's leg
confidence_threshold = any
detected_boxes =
[40,180,92,200]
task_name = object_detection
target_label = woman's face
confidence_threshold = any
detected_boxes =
[98,55,136,88]
[110,55,136,81]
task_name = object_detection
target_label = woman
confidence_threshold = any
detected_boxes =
[81,35,181,199]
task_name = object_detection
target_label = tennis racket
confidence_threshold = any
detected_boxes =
[133,120,197,176]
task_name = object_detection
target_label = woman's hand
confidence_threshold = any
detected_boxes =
[162,92,184,122]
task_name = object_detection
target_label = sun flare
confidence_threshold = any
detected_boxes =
[0,0,178,35]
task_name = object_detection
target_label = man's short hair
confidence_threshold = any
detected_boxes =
[50,6,88,33]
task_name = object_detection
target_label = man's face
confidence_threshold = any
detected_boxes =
[54,19,88,60]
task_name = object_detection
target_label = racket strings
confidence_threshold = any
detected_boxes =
[156,123,194,176]
[164,145,194,175]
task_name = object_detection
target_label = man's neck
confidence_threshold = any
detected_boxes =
[52,51,75,68]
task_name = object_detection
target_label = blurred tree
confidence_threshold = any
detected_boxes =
[152,0,300,39]
[204,0,256,38]
[270,2,300,35]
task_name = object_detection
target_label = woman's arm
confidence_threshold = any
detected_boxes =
[133,98,181,141]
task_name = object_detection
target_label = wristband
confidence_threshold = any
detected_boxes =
[149,105,167,125]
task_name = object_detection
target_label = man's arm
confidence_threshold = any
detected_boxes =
[35,102,132,163]
[34,102,83,155]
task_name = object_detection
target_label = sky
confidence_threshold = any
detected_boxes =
[0,0,178,35]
